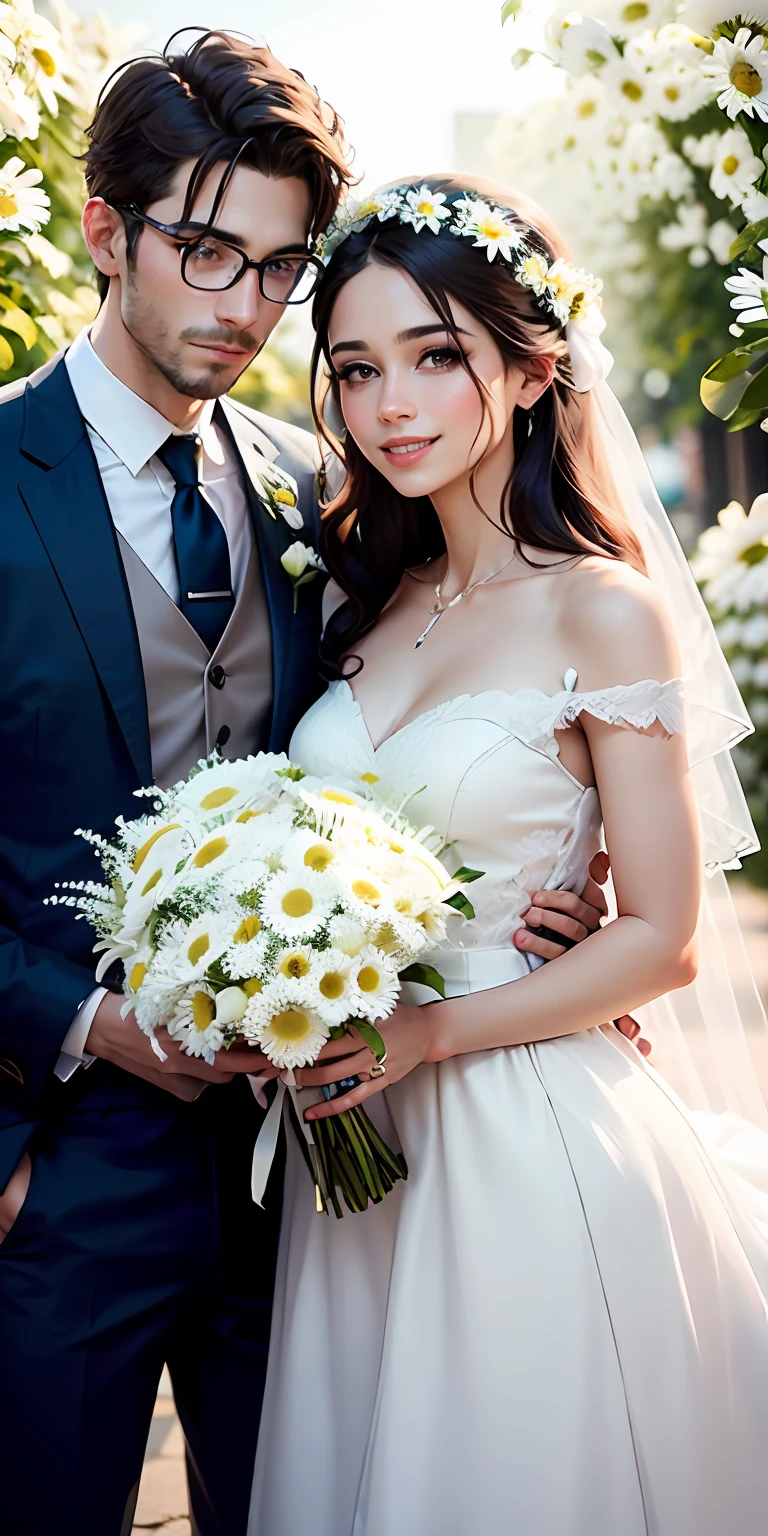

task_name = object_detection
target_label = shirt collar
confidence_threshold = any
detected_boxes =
[65,326,215,477]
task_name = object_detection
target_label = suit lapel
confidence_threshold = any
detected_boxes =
[18,359,152,786]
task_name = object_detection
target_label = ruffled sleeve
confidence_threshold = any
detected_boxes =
[551,677,685,738]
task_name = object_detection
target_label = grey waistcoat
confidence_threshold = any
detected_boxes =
[117,525,272,790]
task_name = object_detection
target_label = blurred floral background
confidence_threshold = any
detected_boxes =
[2,0,767,880]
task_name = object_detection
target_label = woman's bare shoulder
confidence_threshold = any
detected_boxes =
[558,556,681,691]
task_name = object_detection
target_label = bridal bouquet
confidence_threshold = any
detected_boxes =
[50,752,479,1216]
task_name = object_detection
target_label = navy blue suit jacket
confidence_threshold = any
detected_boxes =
[0,354,325,1188]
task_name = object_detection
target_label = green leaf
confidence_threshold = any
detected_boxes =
[0,332,14,371]
[451,865,484,884]
[736,360,768,412]
[355,1019,387,1064]
[730,218,768,263]
[0,294,36,350]
[501,0,522,23]
[444,890,476,920]
[511,47,533,69]
[701,342,768,420]
[398,962,446,998]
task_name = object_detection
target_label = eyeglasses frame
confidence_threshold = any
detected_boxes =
[113,203,323,303]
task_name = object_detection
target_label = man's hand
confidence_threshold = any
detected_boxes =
[86,991,238,1101]
[513,851,651,1057]
[0,1152,31,1244]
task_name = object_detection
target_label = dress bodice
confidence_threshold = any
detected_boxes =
[289,673,684,983]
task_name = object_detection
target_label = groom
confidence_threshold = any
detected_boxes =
[0,28,621,1536]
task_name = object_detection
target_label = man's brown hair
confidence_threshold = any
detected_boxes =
[83,28,352,298]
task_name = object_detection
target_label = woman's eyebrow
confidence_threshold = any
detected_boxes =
[330,323,469,359]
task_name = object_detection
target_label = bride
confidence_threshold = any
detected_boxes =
[247,177,768,1534]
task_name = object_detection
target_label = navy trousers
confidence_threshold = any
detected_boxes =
[0,1063,282,1536]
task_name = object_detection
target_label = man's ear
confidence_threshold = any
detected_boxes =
[81,198,126,282]
[516,353,557,411]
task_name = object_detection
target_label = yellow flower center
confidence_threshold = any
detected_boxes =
[577,100,597,119]
[319,971,346,1000]
[200,786,239,810]
[664,84,680,101]
[322,790,357,805]
[357,966,381,994]
[478,218,507,241]
[0,194,19,218]
[395,896,417,915]
[269,1008,312,1043]
[418,200,435,216]
[129,962,147,991]
[237,808,263,822]
[234,915,261,944]
[731,62,763,99]
[281,888,314,918]
[141,868,163,897]
[274,488,297,506]
[722,153,741,176]
[373,922,398,953]
[190,991,215,1031]
[564,135,577,150]
[621,2,648,21]
[193,836,228,868]
[280,951,312,979]
[360,771,380,785]
[243,978,263,996]
[351,879,382,905]
[304,843,334,871]
[33,47,56,76]
[132,823,180,873]
[621,79,644,102]
[187,933,211,966]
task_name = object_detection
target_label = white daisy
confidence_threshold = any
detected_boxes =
[545,13,617,75]
[681,3,768,30]
[682,129,722,168]
[121,942,154,1006]
[349,946,400,1023]
[336,865,394,924]
[243,979,330,1069]
[724,243,768,323]
[175,756,283,823]
[326,913,370,957]
[709,125,764,202]
[119,824,189,942]
[310,949,356,1026]
[708,217,738,264]
[133,967,183,1035]
[0,155,49,234]
[222,911,269,981]
[454,197,524,263]
[659,201,709,255]
[604,0,678,39]
[703,26,768,121]
[401,185,452,235]
[602,53,659,121]
[0,74,41,141]
[274,944,316,983]
[260,866,338,940]
[183,822,253,882]
[154,913,227,984]
[168,982,226,1063]
[281,827,339,875]
[217,857,270,903]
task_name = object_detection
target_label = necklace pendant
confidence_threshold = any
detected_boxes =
[414,610,444,650]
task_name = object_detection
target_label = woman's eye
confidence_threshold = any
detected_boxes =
[338,362,378,384]
[421,347,462,369]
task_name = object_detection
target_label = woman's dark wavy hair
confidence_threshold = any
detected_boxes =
[83,28,353,300]
[310,174,645,679]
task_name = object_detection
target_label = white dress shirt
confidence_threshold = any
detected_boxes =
[55,327,254,1079]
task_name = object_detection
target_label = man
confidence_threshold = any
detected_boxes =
[0,29,623,1536]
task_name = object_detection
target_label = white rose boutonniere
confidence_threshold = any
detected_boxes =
[281,541,326,612]
[254,461,304,530]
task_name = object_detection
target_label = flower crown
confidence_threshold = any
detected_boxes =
[317,184,614,393]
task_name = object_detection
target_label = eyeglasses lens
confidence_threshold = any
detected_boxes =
[182,239,318,303]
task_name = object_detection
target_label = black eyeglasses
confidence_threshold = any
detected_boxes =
[115,204,323,303]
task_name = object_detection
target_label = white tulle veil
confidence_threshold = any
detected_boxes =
[593,382,768,1132]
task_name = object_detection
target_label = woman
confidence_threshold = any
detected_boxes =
[248,176,768,1534]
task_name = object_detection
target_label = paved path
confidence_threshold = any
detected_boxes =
[134,879,768,1534]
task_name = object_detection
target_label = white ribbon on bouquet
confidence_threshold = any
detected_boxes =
[247,1069,323,1207]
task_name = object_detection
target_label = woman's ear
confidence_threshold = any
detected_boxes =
[516,354,557,411]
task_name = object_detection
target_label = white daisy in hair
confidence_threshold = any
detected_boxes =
[349,946,400,1023]
[310,949,356,1026]
[260,866,339,941]
[453,197,524,263]
[243,979,330,1070]
[168,982,226,1063]
[401,184,452,235]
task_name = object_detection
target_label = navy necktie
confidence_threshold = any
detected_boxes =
[160,432,234,655]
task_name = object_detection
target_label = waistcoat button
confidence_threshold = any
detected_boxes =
[209,664,227,690]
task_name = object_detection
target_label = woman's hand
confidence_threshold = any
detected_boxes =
[297,1005,437,1122]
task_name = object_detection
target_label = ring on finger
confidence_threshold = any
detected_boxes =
[368,1061,386,1079]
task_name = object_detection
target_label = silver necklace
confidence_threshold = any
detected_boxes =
[413,552,518,649]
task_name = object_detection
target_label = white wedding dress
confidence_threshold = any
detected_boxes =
[249,674,768,1536]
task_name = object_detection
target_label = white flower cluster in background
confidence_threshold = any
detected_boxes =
[692,494,768,730]
[53,752,474,1071]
